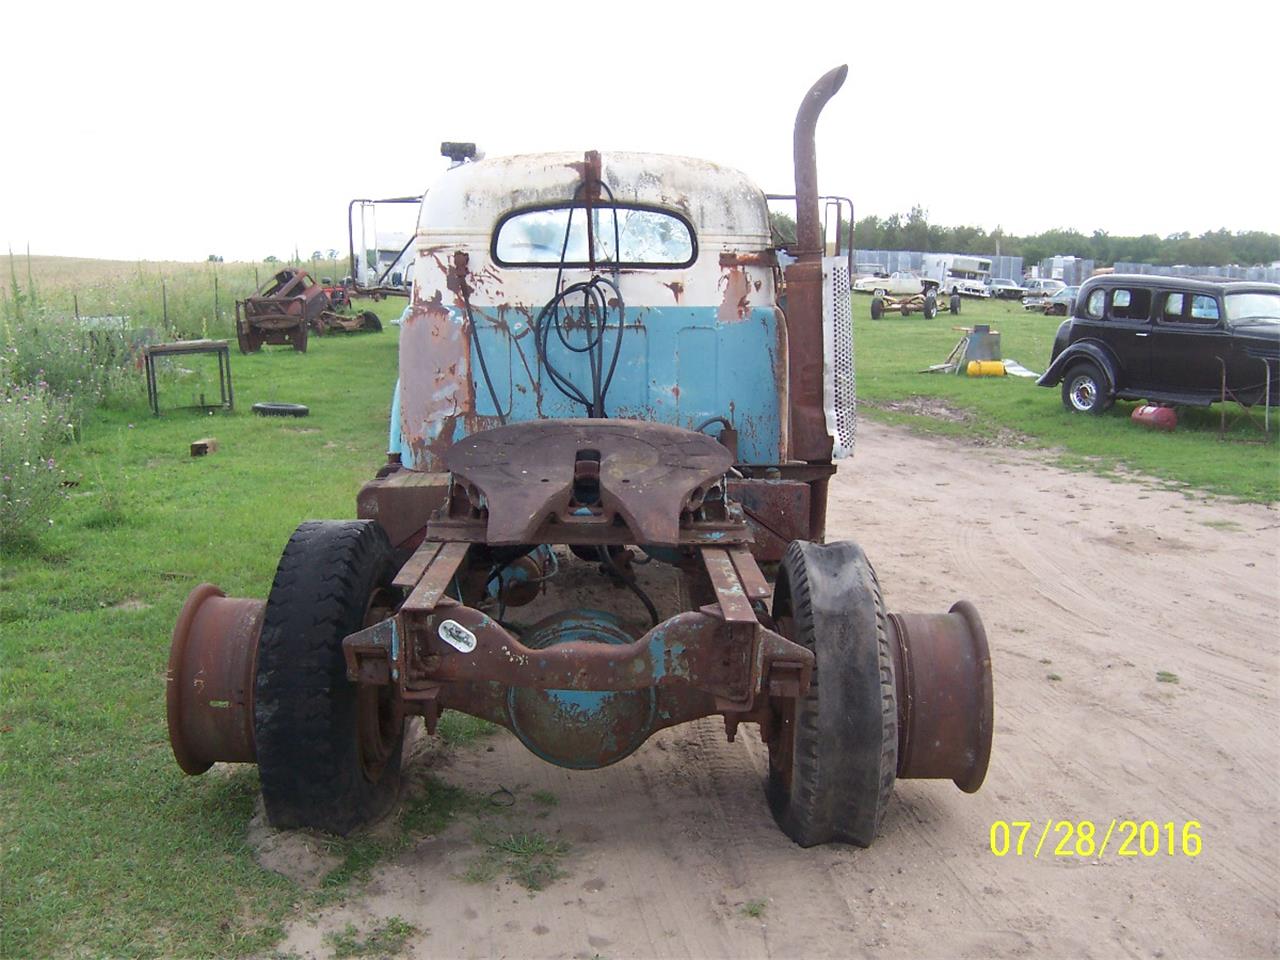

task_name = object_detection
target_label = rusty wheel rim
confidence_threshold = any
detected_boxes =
[356,587,401,782]
[768,612,799,793]
[167,583,225,775]
[356,684,399,782]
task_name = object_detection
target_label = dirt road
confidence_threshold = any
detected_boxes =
[277,421,1279,960]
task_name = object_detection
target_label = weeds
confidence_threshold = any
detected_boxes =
[742,899,768,919]
[0,380,75,546]
[0,255,278,547]
[463,830,569,891]
[0,311,406,958]
[325,917,417,959]
[1156,671,1180,684]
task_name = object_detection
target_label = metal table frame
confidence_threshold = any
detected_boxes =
[144,340,234,416]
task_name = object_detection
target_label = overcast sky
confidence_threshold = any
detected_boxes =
[4,0,1276,263]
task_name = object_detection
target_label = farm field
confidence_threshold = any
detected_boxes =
[1,265,1278,959]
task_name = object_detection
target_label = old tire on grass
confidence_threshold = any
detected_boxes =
[870,296,884,320]
[767,540,897,847]
[950,293,962,315]
[923,294,937,320]
[252,402,310,418]
[1061,361,1112,415]
[254,520,404,834]
[360,311,383,333]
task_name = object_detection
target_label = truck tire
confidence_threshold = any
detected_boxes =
[923,294,938,320]
[252,402,310,417]
[870,296,884,320]
[767,541,897,847]
[950,293,962,315]
[255,520,404,834]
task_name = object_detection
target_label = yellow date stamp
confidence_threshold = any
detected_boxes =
[989,820,1202,858]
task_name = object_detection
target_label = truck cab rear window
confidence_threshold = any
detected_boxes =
[493,205,696,268]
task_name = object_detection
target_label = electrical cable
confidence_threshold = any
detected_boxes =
[534,182,626,418]
[694,416,732,434]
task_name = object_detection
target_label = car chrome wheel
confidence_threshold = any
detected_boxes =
[1069,375,1096,411]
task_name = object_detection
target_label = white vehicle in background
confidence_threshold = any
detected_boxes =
[986,277,1026,299]
[1023,277,1067,297]
[851,271,940,296]
[922,254,993,298]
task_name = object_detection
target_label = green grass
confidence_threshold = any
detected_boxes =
[1156,670,1181,684]
[2,253,350,341]
[461,830,570,891]
[0,306,407,958]
[742,899,767,919]
[325,916,417,959]
[437,711,498,747]
[854,296,1279,501]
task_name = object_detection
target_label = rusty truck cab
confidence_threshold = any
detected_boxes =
[374,148,838,559]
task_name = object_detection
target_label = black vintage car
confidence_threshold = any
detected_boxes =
[1037,275,1280,414]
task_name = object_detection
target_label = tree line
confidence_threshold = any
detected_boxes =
[769,207,1280,268]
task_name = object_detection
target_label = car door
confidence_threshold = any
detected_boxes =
[1084,285,1152,389]
[1148,290,1227,398]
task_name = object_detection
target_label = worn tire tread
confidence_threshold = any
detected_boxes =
[768,540,897,847]
[254,520,402,834]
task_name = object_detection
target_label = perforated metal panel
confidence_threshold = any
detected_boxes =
[822,257,856,459]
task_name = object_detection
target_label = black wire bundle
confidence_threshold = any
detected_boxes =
[534,184,627,418]
[462,183,628,422]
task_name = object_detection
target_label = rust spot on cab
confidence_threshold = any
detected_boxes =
[718,267,752,322]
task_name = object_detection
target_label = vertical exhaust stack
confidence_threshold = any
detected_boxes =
[786,65,847,463]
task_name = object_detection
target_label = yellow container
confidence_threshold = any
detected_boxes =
[966,360,1006,377]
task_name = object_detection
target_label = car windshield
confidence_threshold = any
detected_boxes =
[1224,292,1280,323]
